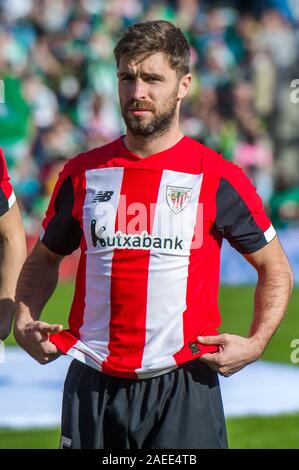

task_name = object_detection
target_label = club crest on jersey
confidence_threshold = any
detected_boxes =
[166,186,192,214]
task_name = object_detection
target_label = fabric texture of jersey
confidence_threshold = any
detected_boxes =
[41,136,276,379]
[0,148,15,216]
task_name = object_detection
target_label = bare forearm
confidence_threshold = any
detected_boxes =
[0,236,26,299]
[0,234,26,339]
[249,266,293,353]
[15,246,60,328]
[199,238,294,377]
[14,241,64,363]
[199,266,293,377]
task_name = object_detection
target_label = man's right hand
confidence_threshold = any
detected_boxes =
[14,320,63,364]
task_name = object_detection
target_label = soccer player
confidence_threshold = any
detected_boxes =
[14,21,293,449]
[0,148,26,341]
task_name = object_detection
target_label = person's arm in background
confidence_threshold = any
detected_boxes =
[14,240,64,364]
[0,148,27,341]
[198,236,293,376]
[0,202,27,340]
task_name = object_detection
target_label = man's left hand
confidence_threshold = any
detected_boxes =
[197,333,263,377]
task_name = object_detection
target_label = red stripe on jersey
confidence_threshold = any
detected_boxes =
[50,329,78,353]
[0,148,13,199]
[42,170,67,232]
[68,251,87,338]
[102,168,162,377]
[173,173,220,365]
[71,173,87,246]
[0,148,9,180]
[0,181,13,200]
[68,173,87,338]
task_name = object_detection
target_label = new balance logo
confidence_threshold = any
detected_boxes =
[92,191,114,203]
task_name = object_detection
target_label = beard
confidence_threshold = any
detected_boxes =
[120,86,179,138]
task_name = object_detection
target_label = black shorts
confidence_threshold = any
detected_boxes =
[60,359,228,449]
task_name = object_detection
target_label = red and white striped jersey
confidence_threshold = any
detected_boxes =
[42,135,276,379]
[0,148,16,216]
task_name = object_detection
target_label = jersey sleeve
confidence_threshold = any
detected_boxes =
[0,148,16,216]
[40,164,82,255]
[213,160,276,254]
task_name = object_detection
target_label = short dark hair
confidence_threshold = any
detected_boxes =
[114,20,190,78]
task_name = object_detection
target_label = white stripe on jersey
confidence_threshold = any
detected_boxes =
[67,338,103,370]
[68,338,180,378]
[264,224,276,243]
[136,170,203,375]
[80,168,124,359]
[8,191,16,209]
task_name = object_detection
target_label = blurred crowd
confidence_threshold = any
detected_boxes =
[0,0,299,234]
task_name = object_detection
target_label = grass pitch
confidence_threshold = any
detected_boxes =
[1,413,299,449]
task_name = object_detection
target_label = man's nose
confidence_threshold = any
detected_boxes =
[131,78,148,101]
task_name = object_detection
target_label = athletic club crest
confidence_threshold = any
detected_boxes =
[166,186,192,214]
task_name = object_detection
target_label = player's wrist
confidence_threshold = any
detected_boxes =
[247,334,266,360]
[13,315,35,338]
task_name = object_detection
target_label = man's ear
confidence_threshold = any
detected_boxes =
[177,73,192,100]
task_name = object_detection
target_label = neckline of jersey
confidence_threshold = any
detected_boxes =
[118,134,188,161]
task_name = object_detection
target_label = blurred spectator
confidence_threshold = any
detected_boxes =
[270,177,299,228]
[0,0,298,232]
[233,119,274,205]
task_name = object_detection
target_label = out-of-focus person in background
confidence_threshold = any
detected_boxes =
[0,148,26,341]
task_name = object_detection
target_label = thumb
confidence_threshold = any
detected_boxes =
[32,322,63,334]
[197,334,226,345]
